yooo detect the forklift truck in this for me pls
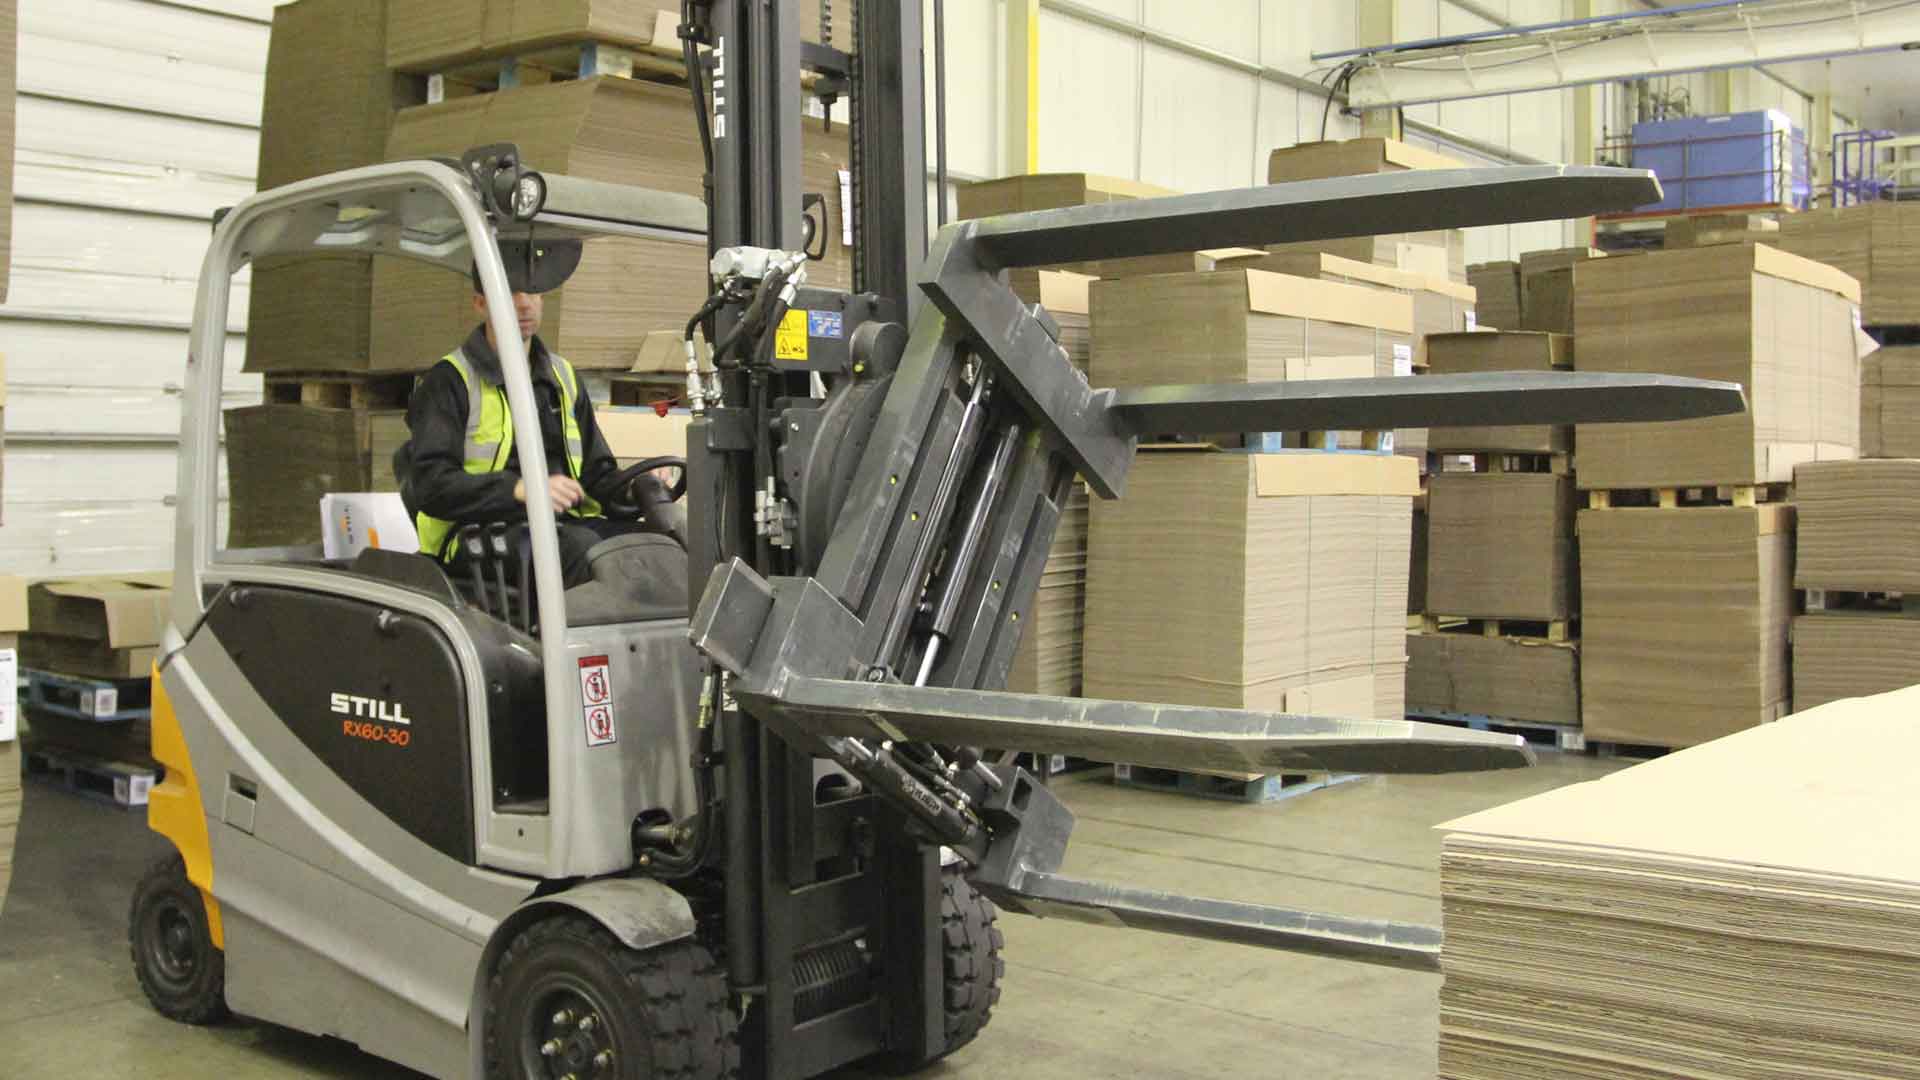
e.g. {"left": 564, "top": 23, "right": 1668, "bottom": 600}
{"left": 127, "top": 7, "right": 1746, "bottom": 1078}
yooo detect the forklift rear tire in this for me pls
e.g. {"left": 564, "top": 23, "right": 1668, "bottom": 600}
{"left": 484, "top": 915, "right": 739, "bottom": 1080}
{"left": 128, "top": 853, "right": 230, "bottom": 1025}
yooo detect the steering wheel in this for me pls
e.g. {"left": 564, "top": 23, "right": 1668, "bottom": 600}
{"left": 601, "top": 456, "right": 688, "bottom": 520}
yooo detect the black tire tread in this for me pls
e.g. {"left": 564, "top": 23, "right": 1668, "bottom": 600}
{"left": 936, "top": 868, "right": 1004, "bottom": 1055}
{"left": 128, "top": 853, "right": 230, "bottom": 1025}
{"left": 483, "top": 914, "right": 738, "bottom": 1080}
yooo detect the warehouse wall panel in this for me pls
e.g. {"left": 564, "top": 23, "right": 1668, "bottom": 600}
{"left": 1035, "top": 8, "right": 1140, "bottom": 177}
{"left": 1138, "top": 43, "right": 1256, "bottom": 193}
{"left": 1, "top": 0, "right": 268, "bottom": 574}
{"left": 1143, "top": 0, "right": 1260, "bottom": 64}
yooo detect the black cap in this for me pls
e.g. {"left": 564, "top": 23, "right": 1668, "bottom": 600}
{"left": 471, "top": 237, "right": 583, "bottom": 295}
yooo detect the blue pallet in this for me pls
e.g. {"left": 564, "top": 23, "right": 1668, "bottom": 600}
{"left": 23, "top": 669, "right": 153, "bottom": 723}
{"left": 1630, "top": 111, "right": 1809, "bottom": 212}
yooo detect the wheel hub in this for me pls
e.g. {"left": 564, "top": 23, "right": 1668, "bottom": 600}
{"left": 530, "top": 987, "right": 614, "bottom": 1077}
{"left": 145, "top": 900, "right": 200, "bottom": 989}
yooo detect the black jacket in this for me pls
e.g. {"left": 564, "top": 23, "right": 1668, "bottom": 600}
{"left": 403, "top": 326, "right": 622, "bottom": 525}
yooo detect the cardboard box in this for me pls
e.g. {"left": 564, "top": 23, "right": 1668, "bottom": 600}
{"left": 1426, "top": 473, "right": 1577, "bottom": 620}
{"left": 1777, "top": 201, "right": 1920, "bottom": 326}
{"left": 1467, "top": 261, "right": 1521, "bottom": 330}
{"left": 957, "top": 172, "right": 1177, "bottom": 220}
{"left": 1579, "top": 505, "right": 1793, "bottom": 746}
{"left": 1083, "top": 451, "right": 1416, "bottom": 720}
{"left": 372, "top": 77, "right": 838, "bottom": 370}
{"left": 1405, "top": 631, "right": 1578, "bottom": 727}
{"left": 1792, "top": 614, "right": 1920, "bottom": 714}
{"left": 226, "top": 405, "right": 393, "bottom": 547}
{"left": 1574, "top": 244, "right": 1862, "bottom": 489}
{"left": 1425, "top": 331, "right": 1572, "bottom": 453}
{"left": 1793, "top": 459, "right": 1920, "bottom": 591}
{"left": 1265, "top": 137, "right": 1462, "bottom": 183}
{"left": 1862, "top": 346, "right": 1920, "bottom": 458}
{"left": 21, "top": 574, "right": 172, "bottom": 682}
{"left": 320, "top": 493, "right": 420, "bottom": 559}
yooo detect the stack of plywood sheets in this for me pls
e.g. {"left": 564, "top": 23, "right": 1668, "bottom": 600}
{"left": 1790, "top": 459, "right": 1920, "bottom": 711}
{"left": 1574, "top": 244, "right": 1861, "bottom": 490}
{"left": 1089, "top": 269, "right": 1413, "bottom": 449}
{"left": 1777, "top": 201, "right": 1920, "bottom": 326}
{"left": 1437, "top": 686, "right": 1920, "bottom": 1080}
{"left": 1006, "top": 486, "right": 1089, "bottom": 697}
{"left": 1862, "top": 345, "right": 1920, "bottom": 457}
{"left": 1579, "top": 505, "right": 1793, "bottom": 746}
{"left": 1084, "top": 451, "right": 1416, "bottom": 722}
{"left": 1466, "top": 262, "right": 1520, "bottom": 330}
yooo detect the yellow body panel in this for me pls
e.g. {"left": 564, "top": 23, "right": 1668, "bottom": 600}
{"left": 146, "top": 665, "right": 225, "bottom": 949}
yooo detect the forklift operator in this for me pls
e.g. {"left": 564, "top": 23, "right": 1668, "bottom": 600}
{"left": 400, "top": 238, "right": 668, "bottom": 587}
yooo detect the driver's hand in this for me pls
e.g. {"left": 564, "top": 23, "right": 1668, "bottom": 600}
{"left": 514, "top": 475, "right": 585, "bottom": 513}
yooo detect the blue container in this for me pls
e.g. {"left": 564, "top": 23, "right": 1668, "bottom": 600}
{"left": 1629, "top": 111, "right": 1810, "bottom": 213}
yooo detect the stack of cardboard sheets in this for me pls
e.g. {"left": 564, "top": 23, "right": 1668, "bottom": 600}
{"left": 1862, "top": 345, "right": 1920, "bottom": 457}
{"left": 1264, "top": 138, "right": 1467, "bottom": 283}
{"left": 1425, "top": 332, "right": 1571, "bottom": 455}
{"left": 1437, "top": 686, "right": 1920, "bottom": 1080}
{"left": 1089, "top": 269, "right": 1413, "bottom": 449}
{"left": 1023, "top": 271, "right": 1092, "bottom": 374}
{"left": 227, "top": 405, "right": 396, "bottom": 548}
{"left": 1516, "top": 247, "right": 1604, "bottom": 336}
{"left": 1789, "top": 459, "right": 1920, "bottom": 711}
{"left": 1425, "top": 473, "right": 1576, "bottom": 620}
{"left": 1574, "top": 244, "right": 1861, "bottom": 489}
{"left": 1405, "top": 633, "right": 1577, "bottom": 728}
{"left": 1006, "top": 486, "right": 1089, "bottom": 697}
{"left": 1578, "top": 506, "right": 1793, "bottom": 746}
{"left": 1084, "top": 451, "right": 1416, "bottom": 722}
{"left": 1663, "top": 212, "right": 1779, "bottom": 249}
{"left": 1466, "top": 262, "right": 1520, "bottom": 330}
{"left": 1778, "top": 201, "right": 1920, "bottom": 326}
{"left": 21, "top": 576, "right": 171, "bottom": 682}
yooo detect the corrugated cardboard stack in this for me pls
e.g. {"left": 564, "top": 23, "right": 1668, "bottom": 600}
{"left": 1516, "top": 247, "right": 1605, "bottom": 335}
{"left": 954, "top": 173, "right": 1181, "bottom": 307}
{"left": 1089, "top": 268, "right": 1413, "bottom": 450}
{"left": 1466, "top": 262, "right": 1521, "bottom": 330}
{"left": 1437, "top": 688, "right": 1920, "bottom": 1080}
{"left": 18, "top": 576, "right": 171, "bottom": 771}
{"left": 1663, "top": 211, "right": 1779, "bottom": 249}
{"left": 1790, "top": 459, "right": 1920, "bottom": 713}
{"left": 1006, "top": 485, "right": 1089, "bottom": 697}
{"left": 235, "top": 0, "right": 419, "bottom": 547}
{"left": 1777, "top": 201, "right": 1920, "bottom": 326}
{"left": 1862, "top": 346, "right": 1920, "bottom": 456}
{"left": 1407, "top": 331, "right": 1580, "bottom": 730}
{"left": 0, "top": 577, "right": 24, "bottom": 910}
{"left": 1084, "top": 452, "right": 1417, "bottom": 722}
{"left": 1264, "top": 138, "right": 1468, "bottom": 283}
{"left": 1574, "top": 244, "right": 1860, "bottom": 747}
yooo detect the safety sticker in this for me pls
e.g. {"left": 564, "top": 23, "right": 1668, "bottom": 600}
{"left": 775, "top": 308, "right": 810, "bottom": 362}
{"left": 808, "top": 309, "right": 844, "bottom": 338}
{"left": 1392, "top": 342, "right": 1414, "bottom": 378}
{"left": 579, "top": 655, "right": 617, "bottom": 747}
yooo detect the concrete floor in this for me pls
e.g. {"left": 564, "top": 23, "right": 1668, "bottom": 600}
{"left": 0, "top": 752, "right": 1626, "bottom": 1079}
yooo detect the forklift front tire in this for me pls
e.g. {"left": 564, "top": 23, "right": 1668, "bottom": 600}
{"left": 129, "top": 853, "right": 230, "bottom": 1025}
{"left": 484, "top": 914, "right": 738, "bottom": 1080}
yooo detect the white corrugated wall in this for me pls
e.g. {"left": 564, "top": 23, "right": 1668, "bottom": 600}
{"left": 0, "top": 0, "right": 276, "bottom": 575}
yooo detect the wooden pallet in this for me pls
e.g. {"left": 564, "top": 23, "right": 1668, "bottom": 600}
{"left": 264, "top": 372, "right": 415, "bottom": 411}
{"left": 1421, "top": 615, "right": 1574, "bottom": 643}
{"left": 1408, "top": 710, "right": 1586, "bottom": 752}
{"left": 1111, "top": 764, "right": 1364, "bottom": 804}
{"left": 1440, "top": 451, "right": 1571, "bottom": 476}
{"left": 1802, "top": 588, "right": 1920, "bottom": 617}
{"left": 23, "top": 747, "right": 157, "bottom": 809}
{"left": 1584, "top": 483, "right": 1790, "bottom": 510}
{"left": 22, "top": 670, "right": 152, "bottom": 724}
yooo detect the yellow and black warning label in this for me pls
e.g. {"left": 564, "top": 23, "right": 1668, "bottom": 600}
{"left": 774, "top": 308, "right": 809, "bottom": 362}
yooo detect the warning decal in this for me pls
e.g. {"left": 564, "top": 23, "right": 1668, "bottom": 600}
{"left": 774, "top": 308, "right": 809, "bottom": 362}
{"left": 579, "top": 655, "right": 617, "bottom": 747}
